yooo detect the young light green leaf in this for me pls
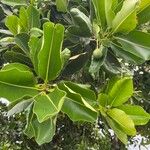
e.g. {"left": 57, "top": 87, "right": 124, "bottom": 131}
{"left": 107, "top": 77, "right": 133, "bottom": 107}
{"left": 0, "top": 64, "right": 38, "bottom": 102}
{"left": 5, "top": 15, "right": 20, "bottom": 35}
{"left": 107, "top": 108, "right": 136, "bottom": 135}
{"left": 118, "top": 105, "right": 150, "bottom": 125}
{"left": 105, "top": 0, "right": 115, "bottom": 27}
{"left": 112, "top": 0, "right": 139, "bottom": 33}
{"left": 38, "top": 22, "right": 64, "bottom": 82}
{"left": 56, "top": 0, "right": 68, "bottom": 13}
{"left": 98, "top": 93, "right": 109, "bottom": 107}
{"left": 92, "top": 0, "right": 106, "bottom": 28}
{"left": 138, "top": 0, "right": 150, "bottom": 13}
{"left": 106, "top": 117, "right": 128, "bottom": 144}
{"left": 33, "top": 87, "right": 66, "bottom": 123}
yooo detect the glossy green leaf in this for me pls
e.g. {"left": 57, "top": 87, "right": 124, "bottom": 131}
{"left": 107, "top": 108, "right": 136, "bottom": 135}
{"left": 56, "top": 0, "right": 68, "bottom": 12}
{"left": 33, "top": 87, "right": 66, "bottom": 123}
{"left": 5, "top": 15, "right": 20, "bottom": 35}
{"left": 118, "top": 105, "right": 150, "bottom": 125}
{"left": 38, "top": 22, "right": 64, "bottom": 82}
{"left": 105, "top": 0, "right": 115, "bottom": 27}
{"left": 92, "top": 0, "right": 106, "bottom": 28}
{"left": 0, "top": 63, "right": 38, "bottom": 102}
{"left": 111, "top": 42, "right": 145, "bottom": 64}
{"left": 27, "top": 5, "right": 41, "bottom": 29}
{"left": 107, "top": 77, "right": 133, "bottom": 106}
{"left": 1, "top": 0, "right": 27, "bottom": 6}
{"left": 115, "top": 31, "right": 150, "bottom": 62}
{"left": 14, "top": 33, "right": 30, "bottom": 54}
{"left": 58, "top": 82, "right": 98, "bottom": 122}
{"left": 106, "top": 117, "right": 128, "bottom": 144}
{"left": 63, "top": 81, "right": 97, "bottom": 107}
{"left": 112, "top": 0, "right": 139, "bottom": 33}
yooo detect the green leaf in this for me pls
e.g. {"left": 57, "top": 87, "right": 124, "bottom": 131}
{"left": 63, "top": 81, "right": 97, "bottom": 107}
{"left": 38, "top": 22, "right": 64, "bottom": 82}
{"left": 5, "top": 15, "right": 20, "bottom": 35}
{"left": 7, "top": 99, "right": 33, "bottom": 116}
{"left": 105, "top": 0, "right": 115, "bottom": 27}
{"left": 111, "top": 42, "right": 145, "bottom": 64}
{"left": 112, "top": 0, "right": 139, "bottom": 33}
{"left": 27, "top": 5, "right": 41, "bottom": 29}
{"left": 62, "top": 52, "right": 89, "bottom": 76}
{"left": 56, "top": 0, "right": 68, "bottom": 13}
{"left": 4, "top": 51, "right": 32, "bottom": 67}
{"left": 137, "top": 5, "right": 150, "bottom": 24}
{"left": 69, "top": 8, "right": 92, "bottom": 37}
{"left": 0, "top": 63, "right": 38, "bottom": 102}
{"left": 29, "top": 36, "right": 42, "bottom": 73}
{"left": 107, "top": 77, "right": 133, "bottom": 106}
{"left": 25, "top": 109, "right": 56, "bottom": 145}
{"left": 92, "top": 0, "right": 106, "bottom": 28}
{"left": 14, "top": 33, "right": 30, "bottom": 54}
{"left": 33, "top": 87, "right": 66, "bottom": 123}
{"left": 58, "top": 82, "right": 98, "bottom": 122}
{"left": 32, "top": 116, "right": 56, "bottom": 145}
{"left": 1, "top": 0, "right": 27, "bottom": 6}
{"left": 138, "top": 0, "right": 150, "bottom": 13}
{"left": 107, "top": 108, "right": 136, "bottom": 135}
{"left": 19, "top": 7, "right": 28, "bottom": 32}
{"left": 115, "top": 31, "right": 150, "bottom": 62}
{"left": 98, "top": 93, "right": 109, "bottom": 107}
{"left": 106, "top": 117, "right": 128, "bottom": 144}
{"left": 118, "top": 105, "right": 150, "bottom": 125}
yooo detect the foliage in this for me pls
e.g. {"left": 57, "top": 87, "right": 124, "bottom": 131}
{"left": 0, "top": 0, "right": 150, "bottom": 147}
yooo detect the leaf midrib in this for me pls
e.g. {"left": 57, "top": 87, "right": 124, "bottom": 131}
{"left": 45, "top": 26, "right": 55, "bottom": 83}
{"left": 0, "top": 80, "right": 38, "bottom": 90}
